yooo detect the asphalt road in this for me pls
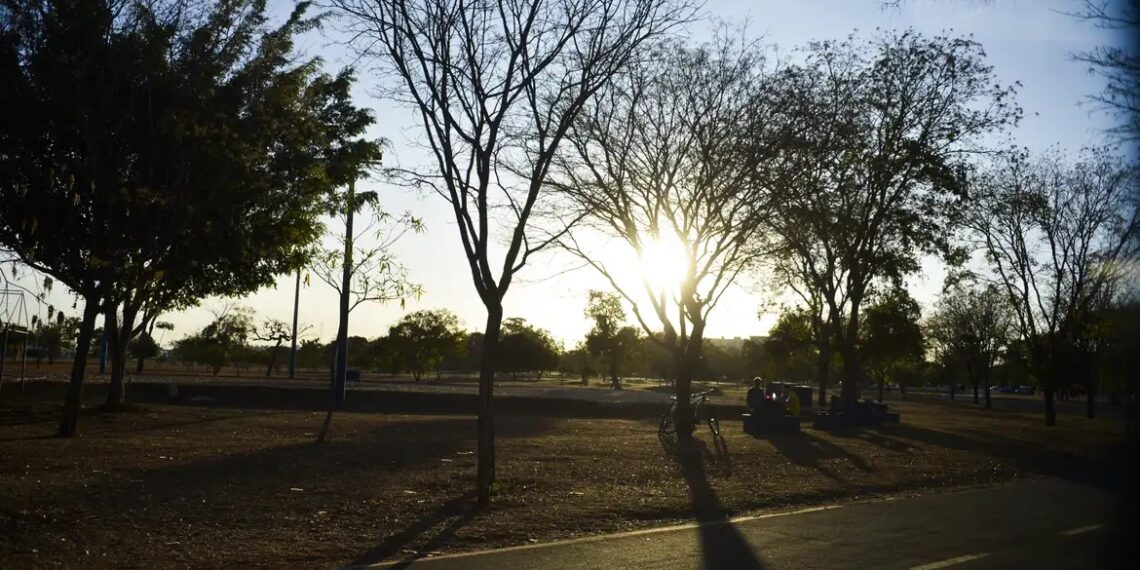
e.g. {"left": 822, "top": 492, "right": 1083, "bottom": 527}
{"left": 354, "top": 478, "right": 1130, "bottom": 570}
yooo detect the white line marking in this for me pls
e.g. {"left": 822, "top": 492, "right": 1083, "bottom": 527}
{"left": 1062, "top": 523, "right": 1104, "bottom": 536}
{"left": 350, "top": 504, "right": 844, "bottom": 569}
{"left": 910, "top": 553, "right": 990, "bottom": 570}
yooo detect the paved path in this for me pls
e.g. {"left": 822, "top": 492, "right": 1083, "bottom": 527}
{"left": 353, "top": 478, "right": 1128, "bottom": 570}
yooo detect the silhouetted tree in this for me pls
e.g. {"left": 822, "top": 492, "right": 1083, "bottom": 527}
{"left": 0, "top": 0, "right": 373, "bottom": 433}
{"left": 551, "top": 35, "right": 781, "bottom": 439}
{"left": 499, "top": 318, "right": 562, "bottom": 381}
{"left": 386, "top": 310, "right": 465, "bottom": 382}
{"left": 329, "top": 0, "right": 694, "bottom": 504}
{"left": 966, "top": 147, "right": 1138, "bottom": 425}
{"left": 764, "top": 31, "right": 1020, "bottom": 409}
{"left": 1070, "top": 0, "right": 1140, "bottom": 142}
{"left": 584, "top": 291, "right": 640, "bottom": 389}
{"left": 861, "top": 287, "right": 925, "bottom": 403}
{"left": 763, "top": 309, "right": 818, "bottom": 386}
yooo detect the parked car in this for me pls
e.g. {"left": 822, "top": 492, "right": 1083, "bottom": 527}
{"left": 1016, "top": 385, "right": 1034, "bottom": 395}
{"left": 989, "top": 385, "right": 1003, "bottom": 394}
{"left": 1000, "top": 386, "right": 1017, "bottom": 394}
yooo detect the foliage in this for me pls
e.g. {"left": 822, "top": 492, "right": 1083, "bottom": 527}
{"left": 763, "top": 309, "right": 818, "bottom": 383}
{"left": 861, "top": 287, "right": 925, "bottom": 399}
{"left": 0, "top": 0, "right": 381, "bottom": 429}
{"left": 329, "top": 0, "right": 695, "bottom": 502}
{"left": 764, "top": 30, "right": 1021, "bottom": 404}
{"left": 385, "top": 310, "right": 465, "bottom": 382}
{"left": 551, "top": 33, "right": 780, "bottom": 436}
{"left": 499, "top": 318, "right": 562, "bottom": 380}
{"left": 175, "top": 307, "right": 255, "bottom": 376}
{"left": 127, "top": 332, "right": 159, "bottom": 372}
{"left": 966, "top": 147, "right": 1138, "bottom": 423}
{"left": 583, "top": 291, "right": 641, "bottom": 388}
{"left": 29, "top": 311, "right": 76, "bottom": 365}
{"left": 1069, "top": 0, "right": 1140, "bottom": 142}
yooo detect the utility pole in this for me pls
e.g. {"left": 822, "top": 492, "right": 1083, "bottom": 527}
{"left": 289, "top": 268, "right": 301, "bottom": 379}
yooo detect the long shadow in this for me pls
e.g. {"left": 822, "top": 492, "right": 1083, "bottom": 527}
{"left": 882, "top": 422, "right": 1127, "bottom": 492}
{"left": 348, "top": 492, "right": 478, "bottom": 568}
{"left": 765, "top": 432, "right": 875, "bottom": 482}
{"left": 663, "top": 435, "right": 767, "bottom": 570}
{"left": 826, "top": 428, "right": 921, "bottom": 453}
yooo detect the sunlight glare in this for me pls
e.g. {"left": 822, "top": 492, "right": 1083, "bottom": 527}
{"left": 639, "top": 234, "right": 688, "bottom": 293}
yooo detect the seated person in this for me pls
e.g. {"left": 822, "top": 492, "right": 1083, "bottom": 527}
{"left": 787, "top": 388, "right": 801, "bottom": 416}
{"left": 746, "top": 377, "right": 765, "bottom": 414}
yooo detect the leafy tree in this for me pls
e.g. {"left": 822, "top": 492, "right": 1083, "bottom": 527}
{"left": 764, "top": 30, "right": 1020, "bottom": 409}
{"left": 861, "top": 287, "right": 925, "bottom": 403}
{"left": 30, "top": 311, "right": 76, "bottom": 366}
{"left": 499, "top": 318, "right": 562, "bottom": 381}
{"left": 178, "top": 307, "right": 255, "bottom": 376}
{"left": 584, "top": 291, "right": 640, "bottom": 389}
{"left": 926, "top": 283, "right": 1013, "bottom": 408}
{"left": 128, "top": 332, "right": 159, "bottom": 374}
{"left": 386, "top": 310, "right": 465, "bottom": 382}
{"left": 763, "top": 309, "right": 818, "bottom": 387}
{"left": 551, "top": 36, "right": 781, "bottom": 438}
{"left": 966, "top": 148, "right": 1138, "bottom": 425}
{"left": 0, "top": 0, "right": 375, "bottom": 434}
{"left": 329, "top": 0, "right": 694, "bottom": 505}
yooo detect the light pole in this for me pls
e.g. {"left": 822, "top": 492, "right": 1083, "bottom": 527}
{"left": 288, "top": 268, "right": 301, "bottom": 379}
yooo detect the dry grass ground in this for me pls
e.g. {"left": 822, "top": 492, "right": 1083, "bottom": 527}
{"left": 0, "top": 395, "right": 1126, "bottom": 569}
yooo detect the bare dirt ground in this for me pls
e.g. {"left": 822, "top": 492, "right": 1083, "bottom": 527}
{"left": 0, "top": 395, "right": 1126, "bottom": 569}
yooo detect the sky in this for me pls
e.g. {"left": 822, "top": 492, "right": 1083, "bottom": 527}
{"left": 3, "top": 0, "right": 1129, "bottom": 347}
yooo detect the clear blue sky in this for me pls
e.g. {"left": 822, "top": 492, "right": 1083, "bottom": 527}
{"left": 9, "top": 0, "right": 1128, "bottom": 346}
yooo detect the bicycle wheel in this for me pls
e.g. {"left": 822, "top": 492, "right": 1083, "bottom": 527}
{"left": 659, "top": 411, "right": 676, "bottom": 436}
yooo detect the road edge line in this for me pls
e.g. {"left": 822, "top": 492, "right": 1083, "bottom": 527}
{"left": 348, "top": 504, "right": 844, "bottom": 569}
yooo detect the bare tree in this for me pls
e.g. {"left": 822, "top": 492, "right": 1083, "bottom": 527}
{"left": 1070, "top": 0, "right": 1140, "bottom": 143}
{"left": 548, "top": 36, "right": 780, "bottom": 439}
{"left": 966, "top": 147, "right": 1139, "bottom": 425}
{"left": 254, "top": 318, "right": 314, "bottom": 377}
{"left": 329, "top": 0, "right": 695, "bottom": 505}
{"left": 762, "top": 31, "right": 1020, "bottom": 409}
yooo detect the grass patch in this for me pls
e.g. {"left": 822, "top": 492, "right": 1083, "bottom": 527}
{"left": 0, "top": 396, "right": 1125, "bottom": 569}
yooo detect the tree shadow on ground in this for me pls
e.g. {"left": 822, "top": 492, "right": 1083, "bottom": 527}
{"left": 348, "top": 492, "right": 478, "bottom": 568}
{"left": 764, "top": 432, "right": 875, "bottom": 482}
{"left": 660, "top": 434, "right": 766, "bottom": 569}
{"left": 880, "top": 423, "right": 1126, "bottom": 491}
{"left": 825, "top": 428, "right": 921, "bottom": 453}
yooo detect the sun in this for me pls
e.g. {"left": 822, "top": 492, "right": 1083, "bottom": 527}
{"left": 639, "top": 234, "right": 688, "bottom": 292}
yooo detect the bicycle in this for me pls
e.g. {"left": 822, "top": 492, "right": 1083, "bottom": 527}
{"left": 658, "top": 389, "right": 720, "bottom": 438}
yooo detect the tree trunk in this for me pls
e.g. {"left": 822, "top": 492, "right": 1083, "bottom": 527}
{"left": 59, "top": 297, "right": 100, "bottom": 437}
{"left": 610, "top": 356, "right": 621, "bottom": 390}
{"left": 839, "top": 339, "right": 860, "bottom": 410}
{"left": 949, "top": 382, "right": 956, "bottom": 401}
{"left": 877, "top": 372, "right": 884, "bottom": 403}
{"left": 984, "top": 386, "right": 991, "bottom": 409}
{"left": 816, "top": 337, "right": 831, "bottom": 408}
{"left": 900, "top": 384, "right": 907, "bottom": 401}
{"left": 136, "top": 356, "right": 144, "bottom": 374}
{"left": 334, "top": 183, "right": 355, "bottom": 409}
{"left": 1044, "top": 387, "right": 1056, "bottom": 426}
{"left": 973, "top": 382, "right": 979, "bottom": 405}
{"left": 673, "top": 346, "right": 697, "bottom": 440}
{"left": 1087, "top": 383, "right": 1096, "bottom": 419}
{"left": 477, "top": 305, "right": 503, "bottom": 508}
{"left": 106, "top": 303, "right": 139, "bottom": 408}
